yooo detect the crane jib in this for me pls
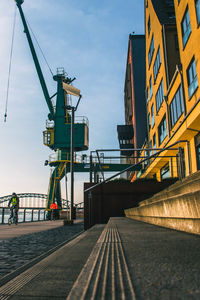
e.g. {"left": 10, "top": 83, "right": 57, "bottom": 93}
{"left": 15, "top": 0, "right": 55, "bottom": 120}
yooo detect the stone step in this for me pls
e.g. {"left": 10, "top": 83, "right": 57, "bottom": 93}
{"left": 125, "top": 190, "right": 200, "bottom": 235}
{"left": 141, "top": 170, "right": 200, "bottom": 206}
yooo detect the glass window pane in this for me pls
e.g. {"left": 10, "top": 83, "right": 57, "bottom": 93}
{"left": 187, "top": 58, "right": 199, "bottom": 98}
{"left": 182, "top": 8, "right": 191, "bottom": 47}
{"left": 196, "top": 0, "right": 200, "bottom": 24}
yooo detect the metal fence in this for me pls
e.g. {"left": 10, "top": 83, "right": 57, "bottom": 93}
{"left": 0, "top": 207, "right": 46, "bottom": 225}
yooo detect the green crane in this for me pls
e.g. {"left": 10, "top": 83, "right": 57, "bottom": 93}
{"left": 15, "top": 0, "right": 89, "bottom": 214}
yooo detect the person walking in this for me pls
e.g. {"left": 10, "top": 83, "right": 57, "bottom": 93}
{"left": 50, "top": 202, "right": 59, "bottom": 220}
{"left": 8, "top": 192, "right": 20, "bottom": 224}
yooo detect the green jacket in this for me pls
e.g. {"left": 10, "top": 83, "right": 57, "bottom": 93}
{"left": 8, "top": 195, "right": 19, "bottom": 209}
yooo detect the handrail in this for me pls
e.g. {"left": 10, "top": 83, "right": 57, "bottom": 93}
{"left": 85, "top": 140, "right": 189, "bottom": 193}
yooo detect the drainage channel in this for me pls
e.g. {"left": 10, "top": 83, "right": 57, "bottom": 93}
{"left": 0, "top": 230, "right": 84, "bottom": 299}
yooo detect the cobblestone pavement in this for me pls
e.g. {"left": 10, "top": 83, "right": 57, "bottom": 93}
{"left": 0, "top": 222, "right": 84, "bottom": 279}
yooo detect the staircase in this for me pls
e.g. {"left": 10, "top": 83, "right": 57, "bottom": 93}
{"left": 125, "top": 171, "right": 200, "bottom": 235}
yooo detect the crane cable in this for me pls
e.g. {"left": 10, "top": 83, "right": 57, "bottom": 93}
{"left": 4, "top": 6, "right": 17, "bottom": 122}
{"left": 4, "top": 10, "right": 53, "bottom": 123}
{"left": 27, "top": 20, "right": 54, "bottom": 77}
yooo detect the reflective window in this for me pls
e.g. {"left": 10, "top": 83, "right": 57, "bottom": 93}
{"left": 158, "top": 115, "right": 167, "bottom": 145}
{"left": 150, "top": 76, "right": 153, "bottom": 98}
{"left": 149, "top": 140, "right": 153, "bottom": 156}
{"left": 156, "top": 79, "right": 164, "bottom": 112}
{"left": 161, "top": 163, "right": 170, "bottom": 179}
{"left": 151, "top": 104, "right": 155, "bottom": 128}
{"left": 148, "top": 35, "right": 154, "bottom": 66}
{"left": 196, "top": 0, "right": 200, "bottom": 25}
{"left": 153, "top": 47, "right": 161, "bottom": 81}
{"left": 147, "top": 87, "right": 149, "bottom": 103}
{"left": 148, "top": 113, "right": 151, "bottom": 131}
{"left": 187, "top": 57, "right": 198, "bottom": 98}
{"left": 153, "top": 134, "right": 156, "bottom": 153}
{"left": 181, "top": 7, "right": 191, "bottom": 47}
{"left": 170, "top": 85, "right": 184, "bottom": 128}
{"left": 148, "top": 17, "right": 151, "bottom": 35}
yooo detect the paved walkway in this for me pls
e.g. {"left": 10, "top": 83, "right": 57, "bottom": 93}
{"left": 0, "top": 220, "right": 67, "bottom": 240}
{"left": 0, "top": 220, "right": 84, "bottom": 280}
{"left": 0, "top": 218, "right": 199, "bottom": 299}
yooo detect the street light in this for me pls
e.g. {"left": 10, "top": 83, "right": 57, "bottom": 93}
{"left": 65, "top": 93, "right": 82, "bottom": 221}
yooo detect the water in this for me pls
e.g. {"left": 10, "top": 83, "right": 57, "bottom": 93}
{"left": 0, "top": 208, "right": 46, "bottom": 224}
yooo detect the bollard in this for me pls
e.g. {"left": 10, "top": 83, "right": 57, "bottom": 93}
{"left": 38, "top": 209, "right": 40, "bottom": 221}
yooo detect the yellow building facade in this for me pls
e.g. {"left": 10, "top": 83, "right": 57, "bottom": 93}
{"left": 138, "top": 0, "right": 200, "bottom": 181}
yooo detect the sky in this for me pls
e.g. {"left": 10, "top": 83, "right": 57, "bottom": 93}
{"left": 0, "top": 0, "right": 144, "bottom": 203}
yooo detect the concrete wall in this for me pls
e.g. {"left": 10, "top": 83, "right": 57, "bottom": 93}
{"left": 84, "top": 179, "right": 177, "bottom": 230}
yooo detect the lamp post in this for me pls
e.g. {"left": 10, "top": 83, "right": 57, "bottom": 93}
{"left": 70, "top": 106, "right": 75, "bottom": 220}
{"left": 66, "top": 95, "right": 81, "bottom": 221}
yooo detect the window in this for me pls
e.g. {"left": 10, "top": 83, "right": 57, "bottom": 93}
{"left": 156, "top": 79, "right": 164, "bottom": 112}
{"left": 148, "top": 35, "right": 154, "bottom": 66}
{"left": 196, "top": 0, "right": 200, "bottom": 25}
{"left": 146, "top": 87, "right": 150, "bottom": 103}
{"left": 160, "top": 163, "right": 170, "bottom": 180}
{"left": 195, "top": 133, "right": 200, "bottom": 170}
{"left": 149, "top": 140, "right": 153, "bottom": 156}
{"left": 187, "top": 57, "right": 198, "bottom": 98}
{"left": 158, "top": 115, "right": 167, "bottom": 145}
{"left": 150, "top": 77, "right": 153, "bottom": 98}
{"left": 151, "top": 104, "right": 155, "bottom": 128}
{"left": 148, "top": 113, "right": 151, "bottom": 131}
{"left": 153, "top": 47, "right": 161, "bottom": 81}
{"left": 170, "top": 85, "right": 184, "bottom": 128}
{"left": 153, "top": 134, "right": 156, "bottom": 151}
{"left": 148, "top": 17, "right": 151, "bottom": 35}
{"left": 181, "top": 7, "right": 191, "bottom": 47}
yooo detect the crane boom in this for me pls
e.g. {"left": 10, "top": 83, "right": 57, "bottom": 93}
{"left": 15, "top": 0, "right": 55, "bottom": 120}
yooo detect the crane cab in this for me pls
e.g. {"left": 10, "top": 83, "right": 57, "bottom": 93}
{"left": 43, "top": 117, "right": 89, "bottom": 151}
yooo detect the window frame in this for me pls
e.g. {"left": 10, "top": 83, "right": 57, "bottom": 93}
{"left": 148, "top": 35, "right": 155, "bottom": 67}
{"left": 170, "top": 85, "right": 184, "bottom": 128}
{"left": 150, "top": 76, "right": 153, "bottom": 99}
{"left": 158, "top": 115, "right": 167, "bottom": 145}
{"left": 187, "top": 57, "right": 198, "bottom": 99}
{"left": 155, "top": 79, "right": 164, "bottom": 113}
{"left": 151, "top": 103, "right": 155, "bottom": 128}
{"left": 196, "top": 0, "right": 200, "bottom": 26}
{"left": 146, "top": 87, "right": 150, "bottom": 104}
{"left": 181, "top": 6, "right": 191, "bottom": 48}
{"left": 148, "top": 113, "right": 151, "bottom": 131}
{"left": 148, "top": 16, "right": 151, "bottom": 35}
{"left": 153, "top": 47, "right": 161, "bottom": 81}
{"left": 160, "top": 163, "right": 170, "bottom": 180}
{"left": 153, "top": 133, "right": 156, "bottom": 153}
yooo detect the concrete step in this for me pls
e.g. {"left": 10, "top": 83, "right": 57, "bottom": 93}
{"left": 126, "top": 190, "right": 200, "bottom": 235}
{"left": 141, "top": 170, "right": 200, "bottom": 206}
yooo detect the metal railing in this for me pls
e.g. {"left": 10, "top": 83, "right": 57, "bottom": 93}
{"left": 0, "top": 207, "right": 47, "bottom": 225}
{"left": 85, "top": 140, "right": 189, "bottom": 193}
